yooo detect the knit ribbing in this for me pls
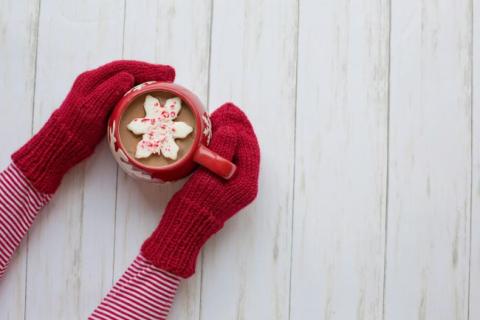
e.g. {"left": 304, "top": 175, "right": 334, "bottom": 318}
{"left": 12, "top": 114, "right": 93, "bottom": 194}
{"left": 142, "top": 197, "right": 222, "bottom": 277}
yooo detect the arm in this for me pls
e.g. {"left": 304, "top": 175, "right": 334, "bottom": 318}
{"left": 90, "top": 104, "right": 260, "bottom": 319}
{"left": 0, "top": 163, "right": 181, "bottom": 319}
{"left": 0, "top": 163, "right": 51, "bottom": 278}
{"left": 89, "top": 254, "right": 179, "bottom": 320}
{"left": 0, "top": 60, "right": 175, "bottom": 281}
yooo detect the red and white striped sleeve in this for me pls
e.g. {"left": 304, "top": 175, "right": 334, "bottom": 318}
{"left": 0, "top": 162, "right": 180, "bottom": 319}
{"left": 89, "top": 254, "right": 180, "bottom": 320}
{"left": 0, "top": 163, "right": 52, "bottom": 279}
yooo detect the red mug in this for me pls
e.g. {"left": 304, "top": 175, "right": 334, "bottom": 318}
{"left": 108, "top": 81, "right": 236, "bottom": 183}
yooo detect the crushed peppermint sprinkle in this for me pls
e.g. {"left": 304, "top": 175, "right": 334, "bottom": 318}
{"left": 127, "top": 95, "right": 193, "bottom": 160}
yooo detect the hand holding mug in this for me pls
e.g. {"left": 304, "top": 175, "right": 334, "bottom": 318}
{"left": 141, "top": 103, "right": 260, "bottom": 278}
{"left": 12, "top": 60, "right": 175, "bottom": 193}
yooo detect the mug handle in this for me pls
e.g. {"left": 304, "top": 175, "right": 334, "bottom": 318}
{"left": 193, "top": 145, "right": 237, "bottom": 179}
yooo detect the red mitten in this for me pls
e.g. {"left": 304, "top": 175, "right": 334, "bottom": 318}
{"left": 141, "top": 103, "right": 260, "bottom": 278}
{"left": 12, "top": 60, "right": 175, "bottom": 194}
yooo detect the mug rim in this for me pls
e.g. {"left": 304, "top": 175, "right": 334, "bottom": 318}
{"left": 112, "top": 82, "right": 204, "bottom": 174}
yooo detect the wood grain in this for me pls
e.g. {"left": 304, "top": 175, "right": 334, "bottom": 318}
{"left": 0, "top": 0, "right": 39, "bottom": 319}
{"left": 117, "top": 1, "right": 212, "bottom": 319}
{"left": 24, "top": 0, "right": 124, "bottom": 318}
{"left": 385, "top": 0, "right": 472, "bottom": 319}
{"left": 290, "top": 1, "right": 390, "bottom": 319}
{"left": 201, "top": 1, "right": 297, "bottom": 319}
{"left": 470, "top": 0, "right": 479, "bottom": 318}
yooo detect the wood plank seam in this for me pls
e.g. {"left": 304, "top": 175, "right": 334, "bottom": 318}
{"left": 24, "top": 0, "right": 42, "bottom": 318}
{"left": 382, "top": 0, "right": 393, "bottom": 319}
{"left": 287, "top": 0, "right": 301, "bottom": 319}
{"left": 199, "top": 1, "right": 215, "bottom": 319}
{"left": 467, "top": 1, "right": 475, "bottom": 319}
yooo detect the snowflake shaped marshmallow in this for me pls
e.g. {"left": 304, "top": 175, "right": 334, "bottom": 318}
{"left": 127, "top": 95, "right": 193, "bottom": 160}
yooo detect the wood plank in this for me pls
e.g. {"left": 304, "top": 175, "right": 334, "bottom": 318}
{"left": 385, "top": 0, "right": 472, "bottom": 319}
{"left": 201, "top": 1, "right": 297, "bottom": 319}
{"left": 116, "top": 1, "right": 212, "bottom": 319}
{"left": 0, "top": 0, "right": 40, "bottom": 318}
{"left": 24, "top": 0, "right": 124, "bottom": 318}
{"left": 470, "top": 0, "right": 479, "bottom": 318}
{"left": 290, "top": 0, "right": 389, "bottom": 319}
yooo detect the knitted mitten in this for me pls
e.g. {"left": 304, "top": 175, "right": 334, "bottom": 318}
{"left": 141, "top": 103, "right": 260, "bottom": 278}
{"left": 12, "top": 60, "right": 175, "bottom": 194}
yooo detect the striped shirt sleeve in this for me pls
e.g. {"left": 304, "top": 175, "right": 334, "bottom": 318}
{"left": 89, "top": 254, "right": 180, "bottom": 320}
{"left": 0, "top": 162, "right": 52, "bottom": 279}
{"left": 0, "top": 162, "right": 180, "bottom": 319}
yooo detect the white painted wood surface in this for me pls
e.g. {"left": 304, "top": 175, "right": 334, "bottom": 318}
{"left": 385, "top": 1, "right": 472, "bottom": 319}
{"left": 291, "top": 1, "right": 389, "bottom": 319}
{"left": 0, "top": 0, "right": 477, "bottom": 319}
{"left": 471, "top": 0, "right": 479, "bottom": 319}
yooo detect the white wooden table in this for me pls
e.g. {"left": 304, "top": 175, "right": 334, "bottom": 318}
{"left": 0, "top": 0, "right": 478, "bottom": 319}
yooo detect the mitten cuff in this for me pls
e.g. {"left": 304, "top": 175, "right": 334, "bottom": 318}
{"left": 12, "top": 113, "right": 92, "bottom": 194}
{"left": 141, "top": 197, "right": 223, "bottom": 278}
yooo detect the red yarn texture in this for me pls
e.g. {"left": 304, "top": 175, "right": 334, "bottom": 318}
{"left": 141, "top": 104, "right": 260, "bottom": 278}
{"left": 12, "top": 60, "right": 175, "bottom": 194}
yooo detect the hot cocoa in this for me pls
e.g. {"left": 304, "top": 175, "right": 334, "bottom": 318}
{"left": 119, "top": 92, "right": 196, "bottom": 167}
